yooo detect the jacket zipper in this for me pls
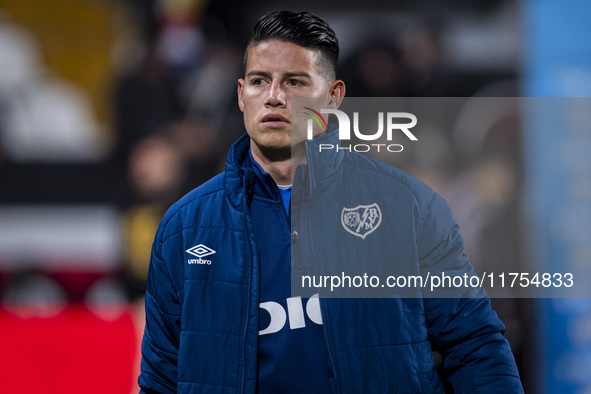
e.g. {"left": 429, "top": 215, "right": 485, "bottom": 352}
{"left": 300, "top": 194, "right": 340, "bottom": 393}
{"left": 301, "top": 153, "right": 340, "bottom": 392}
{"left": 291, "top": 230, "right": 302, "bottom": 272}
{"left": 292, "top": 158, "right": 339, "bottom": 391}
{"left": 320, "top": 297, "right": 340, "bottom": 393}
{"left": 239, "top": 170, "right": 258, "bottom": 394}
{"left": 290, "top": 174, "right": 303, "bottom": 274}
{"left": 308, "top": 203, "right": 340, "bottom": 393}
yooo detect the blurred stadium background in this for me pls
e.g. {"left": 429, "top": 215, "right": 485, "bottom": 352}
{"left": 0, "top": 0, "right": 589, "bottom": 392}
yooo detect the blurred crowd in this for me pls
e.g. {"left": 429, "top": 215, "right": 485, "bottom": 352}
{"left": 0, "top": 0, "right": 528, "bottom": 385}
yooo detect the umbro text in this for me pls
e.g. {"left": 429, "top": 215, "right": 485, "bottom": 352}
{"left": 188, "top": 258, "right": 212, "bottom": 265}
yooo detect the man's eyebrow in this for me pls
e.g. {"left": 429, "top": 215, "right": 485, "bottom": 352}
{"left": 284, "top": 72, "right": 312, "bottom": 79}
{"left": 246, "top": 70, "right": 271, "bottom": 78}
{"left": 246, "top": 70, "right": 312, "bottom": 79}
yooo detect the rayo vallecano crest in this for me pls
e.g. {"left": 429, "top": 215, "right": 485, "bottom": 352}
{"left": 341, "top": 203, "right": 382, "bottom": 239}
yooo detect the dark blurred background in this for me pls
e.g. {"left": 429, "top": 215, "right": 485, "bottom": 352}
{"left": 0, "top": 0, "right": 589, "bottom": 392}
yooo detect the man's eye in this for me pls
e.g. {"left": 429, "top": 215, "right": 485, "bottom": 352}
{"left": 251, "top": 78, "right": 263, "bottom": 85}
{"left": 288, "top": 79, "right": 301, "bottom": 86}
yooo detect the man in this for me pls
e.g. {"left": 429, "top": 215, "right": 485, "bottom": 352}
{"left": 139, "top": 10, "right": 524, "bottom": 393}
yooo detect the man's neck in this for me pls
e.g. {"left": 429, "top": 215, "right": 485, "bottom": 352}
{"left": 249, "top": 141, "right": 306, "bottom": 186}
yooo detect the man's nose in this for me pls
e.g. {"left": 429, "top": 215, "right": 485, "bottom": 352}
{"left": 265, "top": 81, "right": 286, "bottom": 107}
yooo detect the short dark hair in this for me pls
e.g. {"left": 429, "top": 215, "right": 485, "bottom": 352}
{"left": 244, "top": 10, "right": 339, "bottom": 80}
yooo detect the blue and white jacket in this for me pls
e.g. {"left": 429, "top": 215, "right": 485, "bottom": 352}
{"left": 139, "top": 131, "right": 524, "bottom": 393}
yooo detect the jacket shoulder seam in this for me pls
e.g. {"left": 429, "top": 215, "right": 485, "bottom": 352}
{"left": 341, "top": 156, "right": 431, "bottom": 209}
{"left": 158, "top": 173, "right": 226, "bottom": 236}
{"left": 160, "top": 225, "right": 245, "bottom": 247}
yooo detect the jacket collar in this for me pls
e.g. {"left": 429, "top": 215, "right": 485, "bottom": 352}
{"left": 224, "top": 128, "right": 345, "bottom": 209}
{"left": 303, "top": 127, "right": 345, "bottom": 195}
{"left": 224, "top": 133, "right": 252, "bottom": 212}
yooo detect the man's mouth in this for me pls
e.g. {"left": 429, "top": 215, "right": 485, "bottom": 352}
{"left": 262, "top": 114, "right": 290, "bottom": 128}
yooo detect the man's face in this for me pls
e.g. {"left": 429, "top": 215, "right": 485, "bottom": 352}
{"left": 237, "top": 39, "right": 340, "bottom": 159}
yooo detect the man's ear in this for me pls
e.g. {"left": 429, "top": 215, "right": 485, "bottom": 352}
{"left": 237, "top": 78, "right": 245, "bottom": 112}
{"left": 328, "top": 80, "right": 346, "bottom": 109}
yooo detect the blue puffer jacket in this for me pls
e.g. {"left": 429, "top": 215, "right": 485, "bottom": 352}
{"left": 139, "top": 131, "right": 523, "bottom": 393}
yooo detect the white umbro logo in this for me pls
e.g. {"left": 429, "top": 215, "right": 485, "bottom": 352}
{"left": 186, "top": 244, "right": 216, "bottom": 258}
{"left": 186, "top": 244, "right": 216, "bottom": 265}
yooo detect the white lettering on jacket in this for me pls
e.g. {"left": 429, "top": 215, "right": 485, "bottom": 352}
{"left": 259, "top": 294, "right": 322, "bottom": 336}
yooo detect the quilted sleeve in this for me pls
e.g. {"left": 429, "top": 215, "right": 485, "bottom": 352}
{"left": 138, "top": 235, "right": 181, "bottom": 393}
{"left": 419, "top": 193, "right": 524, "bottom": 393}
